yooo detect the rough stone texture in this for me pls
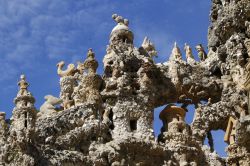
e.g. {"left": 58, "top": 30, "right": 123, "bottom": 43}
{"left": 1, "top": 1, "right": 250, "bottom": 165}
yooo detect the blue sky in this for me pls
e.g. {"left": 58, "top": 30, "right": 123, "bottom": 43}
{"left": 0, "top": 0, "right": 227, "bottom": 156}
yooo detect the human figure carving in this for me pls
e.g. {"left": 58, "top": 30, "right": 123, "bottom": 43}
{"left": 195, "top": 44, "right": 207, "bottom": 61}
{"left": 57, "top": 61, "right": 77, "bottom": 109}
{"left": 184, "top": 43, "right": 196, "bottom": 64}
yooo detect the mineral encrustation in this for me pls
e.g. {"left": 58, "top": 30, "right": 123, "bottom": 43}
{"left": 1, "top": 0, "right": 250, "bottom": 165}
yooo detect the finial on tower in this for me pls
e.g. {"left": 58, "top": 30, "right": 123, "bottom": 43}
{"left": 17, "top": 74, "right": 29, "bottom": 96}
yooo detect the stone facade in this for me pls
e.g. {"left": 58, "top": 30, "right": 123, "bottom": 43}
{"left": 0, "top": 1, "right": 250, "bottom": 165}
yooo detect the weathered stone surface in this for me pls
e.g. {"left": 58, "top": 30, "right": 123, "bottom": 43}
{"left": 1, "top": 1, "right": 250, "bottom": 165}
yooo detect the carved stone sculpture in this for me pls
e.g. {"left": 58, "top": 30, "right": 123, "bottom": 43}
{"left": 184, "top": 43, "right": 196, "bottom": 64}
{"left": 38, "top": 95, "right": 62, "bottom": 118}
{"left": 109, "top": 14, "right": 134, "bottom": 53}
{"left": 196, "top": 44, "right": 207, "bottom": 61}
{"left": 72, "top": 49, "right": 102, "bottom": 107}
{"left": 57, "top": 61, "right": 76, "bottom": 77}
{"left": 170, "top": 42, "right": 182, "bottom": 61}
{"left": 141, "top": 36, "right": 157, "bottom": 58}
{"left": 59, "top": 76, "right": 76, "bottom": 109}
{"left": 224, "top": 116, "right": 237, "bottom": 145}
{"left": 57, "top": 61, "right": 77, "bottom": 109}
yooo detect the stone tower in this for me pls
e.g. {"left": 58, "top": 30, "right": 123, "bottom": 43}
{"left": 9, "top": 75, "right": 36, "bottom": 149}
{"left": 102, "top": 14, "right": 175, "bottom": 140}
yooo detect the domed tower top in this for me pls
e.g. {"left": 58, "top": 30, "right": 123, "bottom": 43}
{"left": 109, "top": 14, "right": 134, "bottom": 46}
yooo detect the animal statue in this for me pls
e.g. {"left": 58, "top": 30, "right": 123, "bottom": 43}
{"left": 57, "top": 61, "right": 76, "bottom": 77}
{"left": 38, "top": 95, "right": 63, "bottom": 118}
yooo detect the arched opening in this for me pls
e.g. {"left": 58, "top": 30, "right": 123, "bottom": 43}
{"left": 153, "top": 105, "right": 166, "bottom": 137}
{"left": 204, "top": 130, "right": 227, "bottom": 157}
{"left": 185, "top": 104, "right": 196, "bottom": 124}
